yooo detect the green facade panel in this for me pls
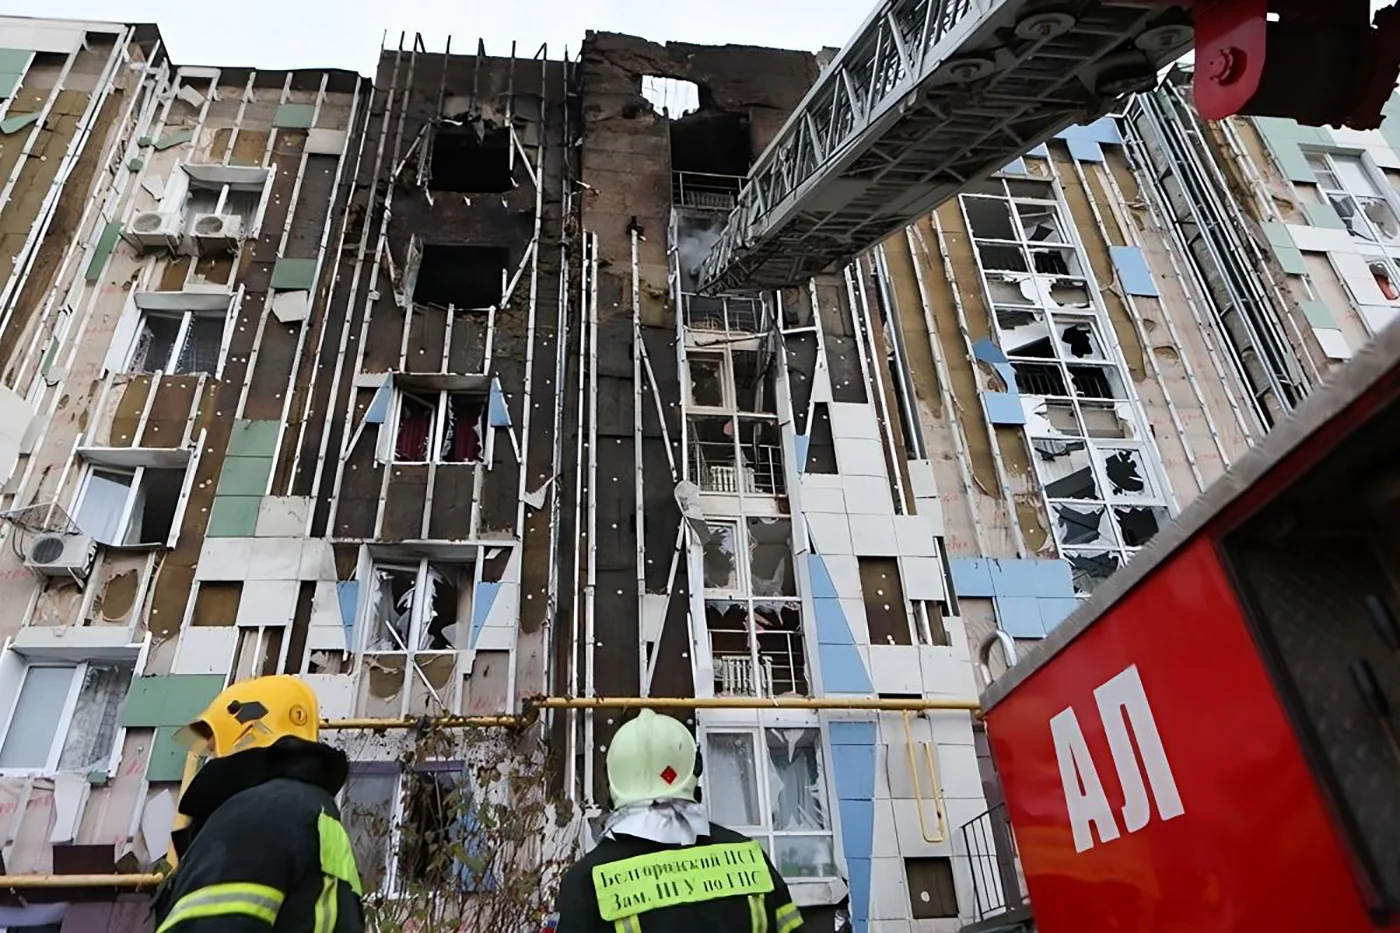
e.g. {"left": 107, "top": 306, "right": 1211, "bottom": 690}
{"left": 1302, "top": 201, "right": 1347, "bottom": 230}
{"left": 1252, "top": 116, "right": 1320, "bottom": 184}
{"left": 227, "top": 419, "right": 280, "bottom": 458}
{"left": 120, "top": 674, "right": 226, "bottom": 728}
{"left": 273, "top": 103, "right": 316, "bottom": 129}
{"left": 1299, "top": 299, "right": 1339, "bottom": 329}
{"left": 215, "top": 455, "right": 274, "bottom": 496}
{"left": 85, "top": 222, "right": 123, "bottom": 282}
{"left": 147, "top": 728, "right": 190, "bottom": 783}
{"left": 208, "top": 495, "right": 262, "bottom": 537}
{"left": 153, "top": 129, "right": 193, "bottom": 151}
{"left": 0, "top": 112, "right": 39, "bottom": 134}
{"left": 270, "top": 258, "right": 318, "bottom": 291}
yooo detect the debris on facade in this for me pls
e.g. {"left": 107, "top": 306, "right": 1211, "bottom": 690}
{"left": 0, "top": 14, "right": 1393, "bottom": 932}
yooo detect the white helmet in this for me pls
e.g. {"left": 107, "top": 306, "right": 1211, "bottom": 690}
{"left": 606, "top": 709, "right": 698, "bottom": 808}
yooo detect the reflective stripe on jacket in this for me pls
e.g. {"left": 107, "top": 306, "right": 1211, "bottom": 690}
{"left": 153, "top": 739, "right": 365, "bottom": 933}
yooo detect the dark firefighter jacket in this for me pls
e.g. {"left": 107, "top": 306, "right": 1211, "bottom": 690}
{"left": 555, "top": 823, "right": 803, "bottom": 933}
{"left": 151, "top": 737, "right": 366, "bottom": 933}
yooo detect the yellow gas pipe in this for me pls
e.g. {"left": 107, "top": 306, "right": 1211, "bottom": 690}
{"left": 0, "top": 694, "right": 980, "bottom": 888}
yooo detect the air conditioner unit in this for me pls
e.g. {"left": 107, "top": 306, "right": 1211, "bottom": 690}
{"left": 125, "top": 211, "right": 182, "bottom": 250}
{"left": 189, "top": 212, "right": 243, "bottom": 255}
{"left": 25, "top": 533, "right": 96, "bottom": 579}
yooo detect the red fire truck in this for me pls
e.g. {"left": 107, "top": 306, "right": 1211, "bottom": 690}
{"left": 976, "top": 321, "right": 1400, "bottom": 930}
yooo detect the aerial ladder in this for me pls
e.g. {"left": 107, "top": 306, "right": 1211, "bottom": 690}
{"left": 692, "top": 1, "right": 1400, "bottom": 932}
{"left": 698, "top": 0, "right": 1400, "bottom": 294}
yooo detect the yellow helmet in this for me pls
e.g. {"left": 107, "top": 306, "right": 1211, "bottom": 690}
{"left": 178, "top": 675, "right": 320, "bottom": 759}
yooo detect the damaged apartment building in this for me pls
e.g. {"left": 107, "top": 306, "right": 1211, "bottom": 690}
{"left": 0, "top": 11, "right": 1393, "bottom": 933}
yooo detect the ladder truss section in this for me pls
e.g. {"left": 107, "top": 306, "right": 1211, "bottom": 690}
{"left": 699, "top": 0, "right": 1194, "bottom": 293}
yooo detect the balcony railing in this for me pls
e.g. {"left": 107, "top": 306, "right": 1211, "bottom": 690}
{"left": 672, "top": 171, "right": 743, "bottom": 212}
{"left": 960, "top": 803, "right": 1029, "bottom": 924}
{"left": 688, "top": 442, "right": 786, "bottom": 496}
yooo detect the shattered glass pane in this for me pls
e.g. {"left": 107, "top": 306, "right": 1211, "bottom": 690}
{"left": 1114, "top": 506, "right": 1169, "bottom": 548}
{"left": 1016, "top": 203, "right": 1066, "bottom": 243}
{"left": 1081, "top": 401, "right": 1136, "bottom": 439}
{"left": 1334, "top": 154, "right": 1382, "bottom": 197}
{"left": 1031, "top": 247, "right": 1076, "bottom": 276}
{"left": 1054, "top": 316, "right": 1105, "bottom": 360}
{"left": 702, "top": 524, "right": 740, "bottom": 591}
{"left": 131, "top": 314, "right": 181, "bottom": 373}
{"left": 754, "top": 602, "right": 807, "bottom": 696}
{"left": 1012, "top": 362, "right": 1068, "bottom": 396}
{"left": 978, "top": 244, "right": 1028, "bottom": 273}
{"left": 707, "top": 733, "right": 762, "bottom": 827}
{"left": 964, "top": 197, "right": 1017, "bottom": 240}
{"left": 986, "top": 275, "right": 1032, "bottom": 305}
{"left": 747, "top": 518, "right": 796, "bottom": 597}
{"left": 1023, "top": 398, "right": 1081, "bottom": 438}
{"left": 1361, "top": 197, "right": 1400, "bottom": 243}
{"left": 996, "top": 308, "right": 1053, "bottom": 358}
{"left": 1068, "top": 364, "right": 1126, "bottom": 400}
{"left": 176, "top": 316, "right": 224, "bottom": 375}
{"left": 772, "top": 836, "right": 838, "bottom": 880}
{"left": 1052, "top": 503, "right": 1114, "bottom": 547}
{"left": 1064, "top": 550, "right": 1122, "bottom": 595}
{"left": 369, "top": 565, "right": 417, "bottom": 651}
{"left": 1097, "top": 447, "right": 1152, "bottom": 499}
{"left": 1048, "top": 280, "right": 1091, "bottom": 308}
{"left": 1032, "top": 439, "right": 1097, "bottom": 500}
{"left": 764, "top": 729, "right": 829, "bottom": 832}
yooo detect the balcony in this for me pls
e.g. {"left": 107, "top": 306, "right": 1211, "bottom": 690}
{"left": 672, "top": 171, "right": 742, "bottom": 213}
{"left": 959, "top": 803, "right": 1034, "bottom": 932}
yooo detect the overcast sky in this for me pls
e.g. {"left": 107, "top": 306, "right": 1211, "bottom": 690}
{"left": 3, "top": 0, "right": 869, "bottom": 74}
{"left": 6, "top": 2, "right": 1395, "bottom": 77}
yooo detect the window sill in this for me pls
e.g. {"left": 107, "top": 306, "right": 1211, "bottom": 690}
{"left": 788, "top": 878, "right": 848, "bottom": 908}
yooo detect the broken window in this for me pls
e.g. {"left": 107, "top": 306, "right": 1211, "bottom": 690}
{"left": 1047, "top": 280, "right": 1092, "bottom": 308}
{"left": 704, "top": 729, "right": 838, "bottom": 881}
{"left": 1011, "top": 362, "right": 1068, "bottom": 397}
{"left": 127, "top": 309, "right": 225, "bottom": 375}
{"left": 689, "top": 416, "right": 739, "bottom": 493}
{"left": 1080, "top": 401, "right": 1136, "bottom": 439}
{"left": 394, "top": 389, "right": 486, "bottom": 464}
{"left": 1054, "top": 316, "right": 1106, "bottom": 361}
{"left": 753, "top": 602, "right": 807, "bottom": 696}
{"left": 747, "top": 518, "right": 796, "bottom": 597}
{"left": 342, "top": 763, "right": 488, "bottom": 896}
{"left": 1052, "top": 503, "right": 1114, "bottom": 548}
{"left": 1063, "top": 550, "right": 1122, "bottom": 595}
{"left": 669, "top": 109, "right": 753, "bottom": 178}
{"left": 1308, "top": 151, "right": 1400, "bottom": 245}
{"left": 364, "top": 559, "right": 471, "bottom": 652}
{"left": 702, "top": 523, "right": 741, "bottom": 592}
{"left": 978, "top": 244, "right": 1029, "bottom": 273}
{"left": 965, "top": 197, "right": 1018, "bottom": 240}
{"left": 688, "top": 416, "right": 785, "bottom": 496}
{"left": 1067, "top": 364, "right": 1126, "bottom": 400}
{"left": 705, "top": 601, "right": 807, "bottom": 698}
{"left": 0, "top": 661, "right": 133, "bottom": 773}
{"left": 430, "top": 121, "right": 512, "bottom": 193}
{"left": 413, "top": 244, "right": 508, "bottom": 310}
{"left": 1114, "top": 506, "right": 1168, "bottom": 547}
{"left": 1024, "top": 399, "right": 1082, "bottom": 438}
{"left": 1016, "top": 202, "right": 1067, "bottom": 244}
{"left": 997, "top": 308, "right": 1054, "bottom": 358}
{"left": 1096, "top": 446, "right": 1154, "bottom": 500}
{"left": 75, "top": 463, "right": 185, "bottom": 547}
{"left": 1371, "top": 260, "right": 1400, "bottom": 302}
{"left": 688, "top": 353, "right": 727, "bottom": 408}
{"left": 1032, "top": 439, "right": 1098, "bottom": 500}
{"left": 1031, "top": 247, "right": 1077, "bottom": 277}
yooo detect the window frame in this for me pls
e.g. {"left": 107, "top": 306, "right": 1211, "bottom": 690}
{"left": 387, "top": 387, "right": 488, "bottom": 465}
{"left": 72, "top": 455, "right": 193, "bottom": 549}
{"left": 341, "top": 761, "right": 481, "bottom": 898}
{"left": 359, "top": 556, "right": 473, "bottom": 655}
{"left": 0, "top": 660, "right": 132, "bottom": 777}
{"left": 698, "top": 518, "right": 805, "bottom": 699}
{"left": 1304, "top": 149, "right": 1400, "bottom": 247}
{"left": 125, "top": 306, "right": 228, "bottom": 375}
{"left": 699, "top": 726, "right": 841, "bottom": 882}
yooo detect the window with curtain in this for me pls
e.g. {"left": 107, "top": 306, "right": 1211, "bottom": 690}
{"left": 0, "top": 661, "right": 134, "bottom": 773}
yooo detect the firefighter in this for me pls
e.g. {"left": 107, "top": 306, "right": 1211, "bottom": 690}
{"left": 151, "top": 675, "right": 366, "bottom": 933}
{"left": 555, "top": 709, "right": 804, "bottom": 933}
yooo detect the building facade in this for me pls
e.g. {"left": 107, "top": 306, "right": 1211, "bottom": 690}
{"left": 0, "top": 14, "right": 1393, "bottom": 933}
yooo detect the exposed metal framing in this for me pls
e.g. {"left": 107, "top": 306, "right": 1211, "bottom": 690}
{"left": 699, "top": 0, "right": 1194, "bottom": 291}
{"left": 936, "top": 207, "right": 1027, "bottom": 558}
{"left": 905, "top": 222, "right": 992, "bottom": 555}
